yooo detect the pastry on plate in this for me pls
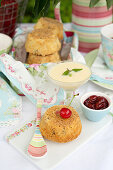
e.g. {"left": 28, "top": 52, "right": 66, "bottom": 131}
{"left": 25, "top": 29, "right": 61, "bottom": 56}
{"left": 27, "top": 52, "right": 61, "bottom": 64}
{"left": 40, "top": 105, "right": 82, "bottom": 143}
{"left": 34, "top": 17, "right": 63, "bottom": 40}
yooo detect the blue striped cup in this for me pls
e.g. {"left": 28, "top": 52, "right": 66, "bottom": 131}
{"left": 101, "top": 24, "right": 113, "bottom": 71}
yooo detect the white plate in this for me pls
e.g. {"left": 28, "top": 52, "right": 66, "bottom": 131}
{"left": 91, "top": 80, "right": 113, "bottom": 91}
{"left": 85, "top": 49, "right": 113, "bottom": 91}
{"left": 6, "top": 97, "right": 112, "bottom": 170}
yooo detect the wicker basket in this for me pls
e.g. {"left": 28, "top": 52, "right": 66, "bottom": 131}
{"left": 0, "top": 0, "right": 28, "bottom": 38}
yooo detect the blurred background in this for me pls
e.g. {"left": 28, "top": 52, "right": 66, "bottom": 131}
{"left": 23, "top": 0, "right": 72, "bottom": 23}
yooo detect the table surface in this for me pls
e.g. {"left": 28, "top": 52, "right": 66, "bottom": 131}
{"left": 1, "top": 81, "right": 113, "bottom": 170}
{"left": 1, "top": 24, "right": 113, "bottom": 170}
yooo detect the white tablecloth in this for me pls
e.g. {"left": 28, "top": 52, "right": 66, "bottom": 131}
{"left": 0, "top": 80, "right": 113, "bottom": 170}
{"left": 1, "top": 23, "right": 113, "bottom": 170}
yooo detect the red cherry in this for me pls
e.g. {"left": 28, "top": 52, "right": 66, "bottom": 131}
{"left": 84, "top": 98, "right": 91, "bottom": 106}
{"left": 97, "top": 96, "right": 108, "bottom": 103}
{"left": 89, "top": 95, "right": 97, "bottom": 104}
{"left": 86, "top": 103, "right": 95, "bottom": 109}
{"left": 95, "top": 102, "right": 107, "bottom": 110}
{"left": 60, "top": 108, "right": 72, "bottom": 118}
{"left": 95, "top": 97, "right": 109, "bottom": 110}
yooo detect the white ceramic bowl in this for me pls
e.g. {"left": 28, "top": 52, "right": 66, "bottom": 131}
{"left": 0, "top": 33, "right": 12, "bottom": 55}
{"left": 80, "top": 92, "right": 112, "bottom": 122}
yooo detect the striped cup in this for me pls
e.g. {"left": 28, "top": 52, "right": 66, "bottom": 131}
{"left": 72, "top": 0, "right": 112, "bottom": 52}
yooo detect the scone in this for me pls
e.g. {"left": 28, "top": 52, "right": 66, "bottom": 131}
{"left": 34, "top": 17, "right": 63, "bottom": 40}
{"left": 40, "top": 105, "right": 82, "bottom": 143}
{"left": 25, "top": 29, "right": 61, "bottom": 56}
{"left": 27, "top": 52, "right": 61, "bottom": 64}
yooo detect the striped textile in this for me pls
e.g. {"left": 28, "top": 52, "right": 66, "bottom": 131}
{"left": 72, "top": 0, "right": 112, "bottom": 52}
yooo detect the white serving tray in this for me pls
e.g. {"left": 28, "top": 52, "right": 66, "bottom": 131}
{"left": 6, "top": 96, "right": 112, "bottom": 170}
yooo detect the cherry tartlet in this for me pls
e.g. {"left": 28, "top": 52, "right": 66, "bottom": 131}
{"left": 84, "top": 95, "right": 109, "bottom": 110}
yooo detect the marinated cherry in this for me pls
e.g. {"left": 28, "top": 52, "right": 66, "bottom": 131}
{"left": 84, "top": 95, "right": 109, "bottom": 110}
{"left": 95, "top": 101, "right": 108, "bottom": 110}
{"left": 60, "top": 108, "right": 72, "bottom": 118}
{"left": 85, "top": 102, "right": 95, "bottom": 109}
{"left": 88, "top": 95, "right": 97, "bottom": 103}
{"left": 95, "top": 96, "right": 109, "bottom": 110}
{"left": 97, "top": 96, "right": 108, "bottom": 104}
{"left": 84, "top": 98, "right": 91, "bottom": 106}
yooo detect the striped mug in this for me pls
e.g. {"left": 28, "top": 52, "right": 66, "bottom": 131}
{"left": 72, "top": 0, "right": 112, "bottom": 52}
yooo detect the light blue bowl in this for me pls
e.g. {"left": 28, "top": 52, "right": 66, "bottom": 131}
{"left": 80, "top": 92, "right": 112, "bottom": 122}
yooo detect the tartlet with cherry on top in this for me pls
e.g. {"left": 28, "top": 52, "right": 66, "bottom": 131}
{"left": 40, "top": 105, "right": 82, "bottom": 143}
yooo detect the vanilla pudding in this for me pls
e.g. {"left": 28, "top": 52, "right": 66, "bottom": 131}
{"left": 48, "top": 62, "right": 91, "bottom": 91}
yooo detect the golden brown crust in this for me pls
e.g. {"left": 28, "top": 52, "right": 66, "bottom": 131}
{"left": 34, "top": 17, "right": 63, "bottom": 40}
{"left": 40, "top": 105, "right": 82, "bottom": 143}
{"left": 27, "top": 52, "right": 61, "bottom": 64}
{"left": 25, "top": 29, "right": 61, "bottom": 56}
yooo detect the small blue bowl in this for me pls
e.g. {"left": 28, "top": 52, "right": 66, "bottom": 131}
{"left": 80, "top": 92, "right": 112, "bottom": 122}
